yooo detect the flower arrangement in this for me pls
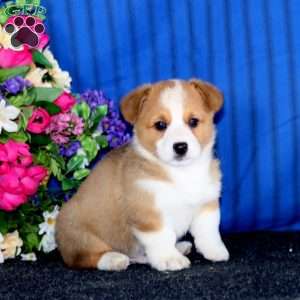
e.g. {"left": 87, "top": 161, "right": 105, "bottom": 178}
{"left": 0, "top": 2, "right": 130, "bottom": 262}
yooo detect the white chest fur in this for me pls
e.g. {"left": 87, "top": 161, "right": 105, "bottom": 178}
{"left": 137, "top": 156, "right": 221, "bottom": 238}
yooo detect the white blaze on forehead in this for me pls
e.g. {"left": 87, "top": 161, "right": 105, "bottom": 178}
{"left": 160, "top": 81, "right": 185, "bottom": 124}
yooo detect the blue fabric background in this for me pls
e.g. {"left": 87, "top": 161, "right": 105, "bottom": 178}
{"left": 43, "top": 0, "right": 300, "bottom": 232}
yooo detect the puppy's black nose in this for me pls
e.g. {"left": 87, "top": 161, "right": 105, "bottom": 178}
{"left": 173, "top": 142, "right": 188, "bottom": 156}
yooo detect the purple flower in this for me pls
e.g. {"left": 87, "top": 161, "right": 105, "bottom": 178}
{"left": 80, "top": 90, "right": 131, "bottom": 149}
{"left": 59, "top": 141, "right": 81, "bottom": 157}
{"left": 80, "top": 90, "right": 113, "bottom": 111}
{"left": 0, "top": 76, "right": 31, "bottom": 95}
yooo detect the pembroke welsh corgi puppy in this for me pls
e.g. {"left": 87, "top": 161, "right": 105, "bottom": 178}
{"left": 56, "top": 79, "right": 229, "bottom": 272}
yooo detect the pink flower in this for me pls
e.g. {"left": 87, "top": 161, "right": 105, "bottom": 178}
{"left": 0, "top": 140, "right": 32, "bottom": 167}
{"left": 39, "top": 34, "right": 50, "bottom": 49}
{"left": 27, "top": 108, "right": 51, "bottom": 134}
{"left": 0, "top": 172, "right": 23, "bottom": 194}
{"left": 20, "top": 176, "right": 40, "bottom": 195}
{"left": 0, "top": 48, "right": 32, "bottom": 68}
{"left": 54, "top": 92, "right": 76, "bottom": 113}
{"left": 46, "top": 112, "right": 84, "bottom": 145}
{"left": 0, "top": 162, "right": 10, "bottom": 175}
{"left": 0, "top": 190, "right": 27, "bottom": 212}
{"left": 0, "top": 140, "right": 48, "bottom": 212}
{"left": 27, "top": 166, "right": 48, "bottom": 182}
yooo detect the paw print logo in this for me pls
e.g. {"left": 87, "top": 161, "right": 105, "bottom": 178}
{"left": 4, "top": 16, "right": 48, "bottom": 49}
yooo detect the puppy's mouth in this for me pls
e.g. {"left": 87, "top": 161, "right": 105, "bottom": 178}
{"left": 170, "top": 155, "right": 193, "bottom": 166}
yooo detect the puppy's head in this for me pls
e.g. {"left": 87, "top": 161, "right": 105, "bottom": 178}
{"left": 121, "top": 79, "right": 223, "bottom": 166}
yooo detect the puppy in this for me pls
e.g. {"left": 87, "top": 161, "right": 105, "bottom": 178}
{"left": 56, "top": 79, "right": 229, "bottom": 271}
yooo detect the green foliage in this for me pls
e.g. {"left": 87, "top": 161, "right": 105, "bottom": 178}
{"left": 28, "top": 87, "right": 63, "bottom": 103}
{"left": 35, "top": 101, "right": 61, "bottom": 115}
{"left": 80, "top": 136, "right": 98, "bottom": 162}
{"left": 66, "top": 155, "right": 86, "bottom": 173}
{"left": 89, "top": 105, "right": 107, "bottom": 131}
{"left": 73, "top": 168, "right": 90, "bottom": 180}
{"left": 7, "top": 89, "right": 34, "bottom": 107}
{"left": 0, "top": 66, "right": 30, "bottom": 83}
{"left": 30, "top": 134, "right": 52, "bottom": 145}
{"left": 73, "top": 102, "right": 91, "bottom": 121}
{"left": 32, "top": 50, "right": 53, "bottom": 69}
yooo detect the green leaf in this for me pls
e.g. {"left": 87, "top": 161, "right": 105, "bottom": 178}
{"left": 90, "top": 105, "right": 107, "bottom": 131}
{"left": 0, "top": 66, "right": 30, "bottom": 83}
{"left": 35, "top": 150, "right": 49, "bottom": 166}
{"left": 73, "top": 102, "right": 90, "bottom": 121}
{"left": 32, "top": 50, "right": 53, "bottom": 69}
{"left": 25, "top": 233, "right": 40, "bottom": 252}
{"left": 81, "top": 136, "right": 98, "bottom": 162}
{"left": 29, "top": 87, "right": 63, "bottom": 102}
{"left": 0, "top": 212, "right": 8, "bottom": 235}
{"left": 35, "top": 101, "right": 61, "bottom": 115}
{"left": 95, "top": 135, "right": 108, "bottom": 149}
{"left": 7, "top": 89, "right": 33, "bottom": 107}
{"left": 19, "top": 106, "right": 33, "bottom": 129}
{"left": 30, "top": 134, "right": 52, "bottom": 145}
{"left": 50, "top": 158, "right": 60, "bottom": 176}
{"left": 66, "top": 155, "right": 85, "bottom": 173}
{"left": 62, "top": 178, "right": 78, "bottom": 191}
{"left": 73, "top": 168, "right": 90, "bottom": 180}
{"left": 8, "top": 130, "right": 29, "bottom": 142}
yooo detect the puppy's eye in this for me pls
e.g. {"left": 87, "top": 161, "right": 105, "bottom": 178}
{"left": 188, "top": 118, "right": 199, "bottom": 128}
{"left": 154, "top": 121, "right": 167, "bottom": 131}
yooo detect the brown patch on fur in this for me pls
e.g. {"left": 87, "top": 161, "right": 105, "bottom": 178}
{"left": 180, "top": 81, "right": 216, "bottom": 146}
{"left": 189, "top": 79, "right": 223, "bottom": 113}
{"left": 199, "top": 200, "right": 219, "bottom": 214}
{"left": 56, "top": 145, "right": 166, "bottom": 269}
{"left": 133, "top": 80, "right": 175, "bottom": 155}
{"left": 121, "top": 84, "right": 152, "bottom": 124}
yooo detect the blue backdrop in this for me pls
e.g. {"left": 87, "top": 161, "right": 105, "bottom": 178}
{"left": 43, "top": 0, "right": 300, "bottom": 232}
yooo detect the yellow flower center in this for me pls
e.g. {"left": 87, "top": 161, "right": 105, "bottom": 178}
{"left": 47, "top": 218, "right": 55, "bottom": 225}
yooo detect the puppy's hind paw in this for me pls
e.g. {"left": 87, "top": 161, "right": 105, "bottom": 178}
{"left": 150, "top": 251, "right": 191, "bottom": 271}
{"left": 97, "top": 252, "right": 130, "bottom": 271}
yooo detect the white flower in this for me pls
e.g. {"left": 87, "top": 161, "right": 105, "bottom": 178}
{"left": 39, "top": 233, "right": 57, "bottom": 253}
{"left": 38, "top": 206, "right": 60, "bottom": 253}
{"left": 21, "top": 252, "right": 37, "bottom": 262}
{"left": 0, "top": 231, "right": 23, "bottom": 260}
{"left": 38, "top": 205, "right": 60, "bottom": 236}
{"left": 0, "top": 100, "right": 20, "bottom": 134}
{"left": 43, "top": 48, "right": 72, "bottom": 90}
{"left": 25, "top": 67, "right": 52, "bottom": 88}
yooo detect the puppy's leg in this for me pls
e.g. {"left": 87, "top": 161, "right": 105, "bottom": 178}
{"left": 61, "top": 231, "right": 129, "bottom": 271}
{"left": 190, "top": 201, "right": 229, "bottom": 262}
{"left": 133, "top": 227, "right": 190, "bottom": 271}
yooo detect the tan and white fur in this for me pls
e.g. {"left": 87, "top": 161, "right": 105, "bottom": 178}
{"left": 56, "top": 79, "right": 229, "bottom": 272}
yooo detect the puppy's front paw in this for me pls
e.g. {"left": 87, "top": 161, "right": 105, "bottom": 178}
{"left": 149, "top": 251, "right": 191, "bottom": 271}
{"left": 198, "top": 243, "right": 230, "bottom": 262}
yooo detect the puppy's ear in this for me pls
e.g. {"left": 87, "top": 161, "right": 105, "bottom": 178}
{"left": 189, "top": 79, "right": 223, "bottom": 113}
{"left": 121, "top": 84, "right": 152, "bottom": 124}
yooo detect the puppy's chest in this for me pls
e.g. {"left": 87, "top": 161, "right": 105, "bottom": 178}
{"left": 137, "top": 163, "right": 220, "bottom": 236}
